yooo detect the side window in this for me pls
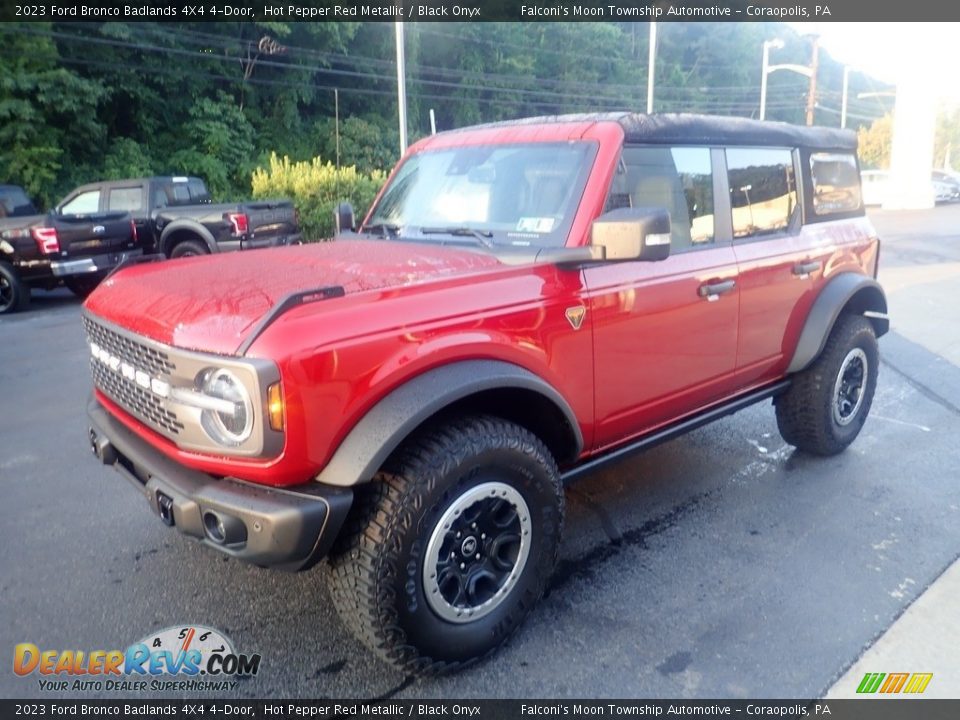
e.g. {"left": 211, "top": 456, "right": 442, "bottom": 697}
{"left": 162, "top": 182, "right": 191, "bottom": 205}
{"left": 726, "top": 148, "right": 798, "bottom": 239}
{"left": 108, "top": 187, "right": 143, "bottom": 212}
{"left": 810, "top": 152, "right": 862, "bottom": 215}
{"left": 188, "top": 179, "right": 210, "bottom": 203}
{"left": 60, "top": 190, "right": 100, "bottom": 216}
{"left": 604, "top": 146, "right": 715, "bottom": 252}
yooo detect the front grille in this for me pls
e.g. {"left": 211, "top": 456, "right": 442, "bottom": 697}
{"left": 90, "top": 361, "right": 184, "bottom": 435}
{"left": 83, "top": 316, "right": 183, "bottom": 436}
{"left": 82, "top": 316, "right": 177, "bottom": 377}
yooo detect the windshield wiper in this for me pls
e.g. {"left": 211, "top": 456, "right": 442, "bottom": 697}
{"left": 361, "top": 223, "right": 402, "bottom": 238}
{"left": 420, "top": 226, "right": 495, "bottom": 248}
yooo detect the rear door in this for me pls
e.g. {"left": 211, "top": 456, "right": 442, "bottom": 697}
{"left": 727, "top": 147, "right": 814, "bottom": 387}
{"left": 585, "top": 145, "right": 741, "bottom": 450}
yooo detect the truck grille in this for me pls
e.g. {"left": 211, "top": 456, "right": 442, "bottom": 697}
{"left": 83, "top": 316, "right": 184, "bottom": 436}
{"left": 82, "top": 317, "right": 177, "bottom": 377}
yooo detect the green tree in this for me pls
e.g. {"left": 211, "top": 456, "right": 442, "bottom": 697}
{"left": 858, "top": 114, "right": 893, "bottom": 169}
{"left": 169, "top": 94, "right": 256, "bottom": 198}
{"left": 0, "top": 22, "right": 105, "bottom": 206}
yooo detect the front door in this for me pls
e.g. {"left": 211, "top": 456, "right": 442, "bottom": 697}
{"left": 585, "top": 145, "right": 740, "bottom": 451}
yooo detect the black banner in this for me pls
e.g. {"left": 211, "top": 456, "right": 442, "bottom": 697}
{"left": 3, "top": 0, "right": 960, "bottom": 23}
{"left": 3, "top": 700, "right": 960, "bottom": 720}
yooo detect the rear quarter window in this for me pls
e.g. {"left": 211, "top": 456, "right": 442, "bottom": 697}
{"left": 810, "top": 153, "right": 862, "bottom": 215}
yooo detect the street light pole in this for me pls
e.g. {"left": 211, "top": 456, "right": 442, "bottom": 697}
{"left": 841, "top": 66, "right": 852, "bottom": 129}
{"left": 647, "top": 22, "right": 657, "bottom": 114}
{"left": 804, "top": 34, "right": 820, "bottom": 126}
{"left": 760, "top": 39, "right": 784, "bottom": 121}
{"left": 395, "top": 20, "right": 408, "bottom": 157}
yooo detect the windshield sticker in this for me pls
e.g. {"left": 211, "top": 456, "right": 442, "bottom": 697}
{"left": 516, "top": 217, "right": 555, "bottom": 233}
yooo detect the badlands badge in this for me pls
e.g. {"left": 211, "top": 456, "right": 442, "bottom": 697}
{"left": 565, "top": 306, "right": 586, "bottom": 330}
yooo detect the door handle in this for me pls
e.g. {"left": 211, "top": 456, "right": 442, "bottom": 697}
{"left": 698, "top": 279, "right": 737, "bottom": 299}
{"left": 792, "top": 260, "right": 822, "bottom": 276}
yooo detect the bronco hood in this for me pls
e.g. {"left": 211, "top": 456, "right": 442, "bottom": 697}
{"left": 84, "top": 239, "right": 502, "bottom": 355}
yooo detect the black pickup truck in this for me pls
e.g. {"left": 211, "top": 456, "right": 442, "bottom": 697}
{"left": 0, "top": 184, "right": 140, "bottom": 314}
{"left": 58, "top": 177, "right": 301, "bottom": 259}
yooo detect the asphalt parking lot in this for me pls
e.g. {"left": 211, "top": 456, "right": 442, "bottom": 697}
{"left": 2, "top": 206, "right": 959, "bottom": 699}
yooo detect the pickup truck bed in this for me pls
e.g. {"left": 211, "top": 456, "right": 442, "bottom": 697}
{"left": 0, "top": 209, "right": 140, "bottom": 313}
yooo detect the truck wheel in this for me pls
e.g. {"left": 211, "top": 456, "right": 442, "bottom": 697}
{"left": 0, "top": 262, "right": 29, "bottom": 314}
{"left": 169, "top": 240, "right": 208, "bottom": 259}
{"left": 776, "top": 314, "right": 878, "bottom": 456}
{"left": 327, "top": 415, "right": 564, "bottom": 673}
{"left": 64, "top": 275, "right": 102, "bottom": 299}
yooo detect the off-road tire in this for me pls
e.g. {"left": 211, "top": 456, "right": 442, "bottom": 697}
{"left": 64, "top": 275, "right": 102, "bottom": 299}
{"left": 0, "top": 262, "right": 29, "bottom": 314}
{"left": 169, "top": 240, "right": 209, "bottom": 259}
{"left": 326, "top": 415, "right": 564, "bottom": 674}
{"left": 776, "top": 314, "right": 878, "bottom": 456}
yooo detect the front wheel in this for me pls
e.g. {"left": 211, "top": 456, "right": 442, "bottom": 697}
{"left": 326, "top": 416, "right": 564, "bottom": 673}
{"left": 776, "top": 314, "right": 879, "bottom": 456}
{"left": 169, "top": 240, "right": 209, "bottom": 259}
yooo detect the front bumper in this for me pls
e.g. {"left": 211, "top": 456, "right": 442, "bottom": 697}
{"left": 51, "top": 249, "right": 144, "bottom": 277}
{"left": 87, "top": 397, "right": 352, "bottom": 571}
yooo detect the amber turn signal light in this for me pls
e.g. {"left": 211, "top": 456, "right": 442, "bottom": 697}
{"left": 267, "top": 382, "right": 284, "bottom": 432}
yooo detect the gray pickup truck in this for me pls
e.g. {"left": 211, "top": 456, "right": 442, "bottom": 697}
{"left": 0, "top": 184, "right": 140, "bottom": 313}
{"left": 58, "top": 176, "right": 301, "bottom": 259}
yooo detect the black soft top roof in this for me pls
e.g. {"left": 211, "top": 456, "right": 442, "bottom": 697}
{"left": 467, "top": 112, "right": 857, "bottom": 152}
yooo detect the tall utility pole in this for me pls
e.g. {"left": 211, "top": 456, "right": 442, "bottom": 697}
{"left": 647, "top": 22, "right": 657, "bottom": 114}
{"left": 805, "top": 35, "right": 820, "bottom": 126}
{"left": 840, "top": 65, "right": 852, "bottom": 129}
{"left": 395, "top": 21, "right": 408, "bottom": 156}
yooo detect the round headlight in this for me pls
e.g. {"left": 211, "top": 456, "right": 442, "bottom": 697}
{"left": 199, "top": 368, "right": 254, "bottom": 446}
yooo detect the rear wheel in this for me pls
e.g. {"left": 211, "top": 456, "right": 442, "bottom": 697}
{"left": 0, "top": 262, "right": 29, "bottom": 314}
{"left": 776, "top": 314, "right": 879, "bottom": 456}
{"left": 64, "top": 275, "right": 102, "bottom": 299}
{"left": 326, "top": 416, "right": 564, "bottom": 673}
{"left": 169, "top": 240, "right": 209, "bottom": 259}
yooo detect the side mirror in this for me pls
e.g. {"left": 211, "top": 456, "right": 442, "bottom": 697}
{"left": 590, "top": 207, "right": 671, "bottom": 262}
{"left": 335, "top": 202, "right": 355, "bottom": 234}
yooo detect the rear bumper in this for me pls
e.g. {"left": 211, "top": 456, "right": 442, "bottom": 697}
{"left": 51, "top": 249, "right": 144, "bottom": 277}
{"left": 244, "top": 233, "right": 303, "bottom": 250}
{"left": 86, "top": 397, "right": 352, "bottom": 571}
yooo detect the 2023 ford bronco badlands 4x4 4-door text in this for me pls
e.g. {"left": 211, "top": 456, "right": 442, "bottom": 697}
{"left": 84, "top": 113, "right": 887, "bottom": 672}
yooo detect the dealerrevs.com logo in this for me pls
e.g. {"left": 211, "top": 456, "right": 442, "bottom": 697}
{"left": 14, "top": 625, "right": 261, "bottom": 692}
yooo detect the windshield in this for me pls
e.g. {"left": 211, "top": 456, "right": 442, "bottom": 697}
{"left": 363, "top": 142, "right": 595, "bottom": 248}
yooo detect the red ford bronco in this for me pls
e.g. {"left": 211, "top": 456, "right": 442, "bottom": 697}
{"left": 84, "top": 113, "right": 887, "bottom": 672}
